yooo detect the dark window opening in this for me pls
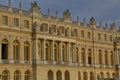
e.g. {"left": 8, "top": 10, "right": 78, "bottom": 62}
{"left": 88, "top": 57, "right": 92, "bottom": 64}
{"left": 2, "top": 44, "right": 8, "bottom": 59}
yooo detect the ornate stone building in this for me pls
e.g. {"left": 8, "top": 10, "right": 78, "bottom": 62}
{"left": 0, "top": 1, "right": 120, "bottom": 80}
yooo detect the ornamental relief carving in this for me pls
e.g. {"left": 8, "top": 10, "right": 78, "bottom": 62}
{"left": 65, "top": 27, "right": 70, "bottom": 36}
{"left": 49, "top": 25, "right": 56, "bottom": 34}
{"left": 57, "top": 26, "right": 64, "bottom": 35}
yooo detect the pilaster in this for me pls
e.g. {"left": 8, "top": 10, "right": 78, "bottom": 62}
{"left": 67, "top": 42, "right": 71, "bottom": 64}
{"left": 20, "top": 39, "right": 24, "bottom": 63}
{"left": 51, "top": 40, "right": 56, "bottom": 64}
{"left": 9, "top": 37, "right": 13, "bottom": 63}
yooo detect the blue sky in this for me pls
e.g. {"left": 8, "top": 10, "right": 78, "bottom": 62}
{"left": 0, "top": 0, "right": 120, "bottom": 27}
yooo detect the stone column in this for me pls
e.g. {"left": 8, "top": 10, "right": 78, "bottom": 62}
{"left": 51, "top": 40, "right": 55, "bottom": 63}
{"left": 20, "top": 39, "right": 24, "bottom": 63}
{"left": 88, "top": 73, "right": 90, "bottom": 80}
{"left": 67, "top": 42, "right": 71, "bottom": 64}
{"left": 102, "top": 50, "right": 105, "bottom": 66}
{"left": 21, "top": 72, "right": 24, "bottom": 80}
{"left": 73, "top": 43, "right": 76, "bottom": 63}
{"left": 29, "top": 41, "right": 32, "bottom": 63}
{"left": 85, "top": 47, "right": 88, "bottom": 65}
{"left": 94, "top": 47, "right": 97, "bottom": 64}
{"left": 78, "top": 47, "right": 82, "bottom": 65}
{"left": 33, "top": 38, "right": 39, "bottom": 64}
{"left": 59, "top": 41, "right": 63, "bottom": 63}
{"left": 9, "top": 37, "right": 13, "bottom": 63}
{"left": 35, "top": 39, "right": 39, "bottom": 63}
{"left": 43, "top": 39, "right": 47, "bottom": 63}
{"left": 107, "top": 50, "right": 110, "bottom": 66}
{"left": 81, "top": 72, "right": 83, "bottom": 80}
{"left": 54, "top": 71, "right": 56, "bottom": 80}
{"left": 62, "top": 71, "right": 65, "bottom": 80}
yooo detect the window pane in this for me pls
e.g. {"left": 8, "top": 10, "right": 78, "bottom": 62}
{"left": 2, "top": 16, "right": 8, "bottom": 25}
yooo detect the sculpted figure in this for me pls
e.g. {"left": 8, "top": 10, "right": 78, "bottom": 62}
{"left": 33, "top": 22, "right": 37, "bottom": 31}
{"left": 111, "top": 22, "right": 116, "bottom": 30}
{"left": 90, "top": 17, "right": 96, "bottom": 25}
{"left": 66, "top": 27, "right": 70, "bottom": 36}
{"left": 63, "top": 9, "right": 71, "bottom": 19}
{"left": 30, "top": 1, "right": 41, "bottom": 13}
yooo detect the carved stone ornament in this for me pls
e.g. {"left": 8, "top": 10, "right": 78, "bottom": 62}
{"left": 49, "top": 27, "right": 54, "bottom": 34}
{"left": 33, "top": 22, "right": 38, "bottom": 31}
{"left": 63, "top": 9, "right": 71, "bottom": 19}
{"left": 30, "top": 1, "right": 41, "bottom": 13}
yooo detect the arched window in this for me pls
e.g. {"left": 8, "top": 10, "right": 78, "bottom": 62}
{"left": 38, "top": 40, "right": 42, "bottom": 61}
{"left": 110, "top": 51, "right": 113, "bottom": 65}
{"left": 2, "top": 70, "right": 9, "bottom": 80}
{"left": 24, "top": 41, "right": 30, "bottom": 60}
{"left": 105, "top": 51, "right": 108, "bottom": 65}
{"left": 13, "top": 40, "right": 20, "bottom": 60}
{"left": 48, "top": 70, "right": 53, "bottom": 80}
{"left": 57, "top": 70, "right": 62, "bottom": 80}
{"left": 46, "top": 42, "right": 49, "bottom": 61}
{"left": 24, "top": 71, "right": 31, "bottom": 80}
{"left": 63, "top": 45, "right": 66, "bottom": 62}
{"left": 87, "top": 31, "right": 91, "bottom": 39}
{"left": 76, "top": 48, "right": 79, "bottom": 63}
{"left": 83, "top": 72, "right": 87, "bottom": 80}
{"left": 98, "top": 33, "right": 101, "bottom": 40}
{"left": 90, "top": 72, "right": 94, "bottom": 80}
{"left": 112, "top": 73, "right": 115, "bottom": 78}
{"left": 100, "top": 72, "right": 104, "bottom": 80}
{"left": 2, "top": 39, "right": 8, "bottom": 60}
{"left": 88, "top": 49, "right": 92, "bottom": 64}
{"left": 65, "top": 71, "right": 70, "bottom": 80}
{"left": 70, "top": 44, "right": 73, "bottom": 62}
{"left": 54, "top": 43, "right": 59, "bottom": 62}
{"left": 81, "top": 30, "right": 84, "bottom": 38}
{"left": 98, "top": 50, "right": 102, "bottom": 64}
{"left": 107, "top": 72, "right": 110, "bottom": 78}
{"left": 14, "top": 70, "right": 21, "bottom": 80}
{"left": 81, "top": 48, "right": 85, "bottom": 64}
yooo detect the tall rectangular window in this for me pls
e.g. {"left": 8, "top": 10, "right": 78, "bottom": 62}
{"left": 24, "top": 20, "right": 29, "bottom": 28}
{"left": 110, "top": 35, "right": 112, "bottom": 42}
{"left": 81, "top": 30, "right": 84, "bottom": 38}
{"left": 2, "top": 16, "right": 8, "bottom": 25}
{"left": 87, "top": 32, "right": 91, "bottom": 39}
{"left": 14, "top": 18, "right": 19, "bottom": 27}
{"left": 104, "top": 34, "right": 107, "bottom": 41}
{"left": 98, "top": 33, "right": 101, "bottom": 40}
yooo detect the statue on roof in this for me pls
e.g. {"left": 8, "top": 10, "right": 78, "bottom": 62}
{"left": 110, "top": 22, "right": 116, "bottom": 30}
{"left": 63, "top": 9, "right": 71, "bottom": 19}
{"left": 90, "top": 17, "right": 96, "bottom": 25}
{"left": 30, "top": 1, "right": 41, "bottom": 13}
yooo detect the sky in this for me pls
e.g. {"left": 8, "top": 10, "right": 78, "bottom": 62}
{"left": 0, "top": 0, "right": 120, "bottom": 28}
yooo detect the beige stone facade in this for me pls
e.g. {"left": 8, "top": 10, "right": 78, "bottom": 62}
{"left": 0, "top": 1, "right": 120, "bottom": 80}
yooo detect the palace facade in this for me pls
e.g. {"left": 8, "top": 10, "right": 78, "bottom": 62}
{"left": 0, "top": 1, "right": 120, "bottom": 80}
